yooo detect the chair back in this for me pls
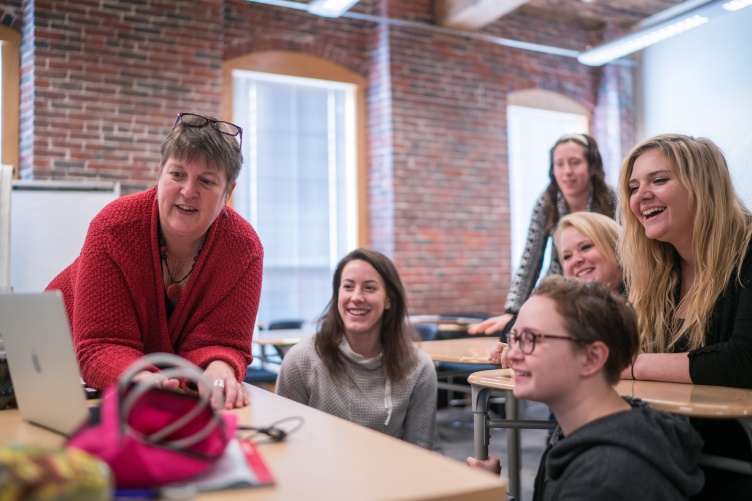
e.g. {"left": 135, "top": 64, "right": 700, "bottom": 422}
{"left": 267, "top": 319, "right": 306, "bottom": 330}
{"left": 414, "top": 323, "right": 439, "bottom": 341}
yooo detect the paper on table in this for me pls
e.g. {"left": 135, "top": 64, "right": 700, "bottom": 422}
{"left": 162, "top": 438, "right": 275, "bottom": 493}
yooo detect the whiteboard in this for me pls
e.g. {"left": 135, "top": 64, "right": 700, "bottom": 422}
{"left": 10, "top": 181, "right": 120, "bottom": 292}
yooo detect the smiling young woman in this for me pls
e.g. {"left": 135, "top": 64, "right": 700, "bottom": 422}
{"left": 469, "top": 276, "right": 704, "bottom": 499}
{"left": 618, "top": 133, "right": 752, "bottom": 500}
{"left": 618, "top": 134, "right": 752, "bottom": 384}
{"left": 469, "top": 133, "right": 615, "bottom": 336}
{"left": 275, "top": 248, "right": 437, "bottom": 449}
{"left": 553, "top": 212, "right": 622, "bottom": 294}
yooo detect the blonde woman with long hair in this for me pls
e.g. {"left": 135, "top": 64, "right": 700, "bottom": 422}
{"left": 619, "top": 133, "right": 752, "bottom": 499}
{"left": 619, "top": 134, "right": 752, "bottom": 385}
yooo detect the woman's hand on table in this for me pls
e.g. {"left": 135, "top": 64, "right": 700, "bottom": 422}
{"left": 467, "top": 313, "right": 513, "bottom": 335}
{"left": 488, "top": 342, "right": 509, "bottom": 367}
{"left": 132, "top": 370, "right": 181, "bottom": 390}
{"left": 203, "top": 360, "right": 250, "bottom": 410}
{"left": 466, "top": 455, "right": 502, "bottom": 475}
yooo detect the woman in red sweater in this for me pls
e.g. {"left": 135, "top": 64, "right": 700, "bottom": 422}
{"left": 47, "top": 113, "right": 263, "bottom": 410}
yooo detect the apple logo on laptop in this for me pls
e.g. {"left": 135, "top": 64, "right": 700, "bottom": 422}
{"left": 32, "top": 352, "right": 42, "bottom": 373}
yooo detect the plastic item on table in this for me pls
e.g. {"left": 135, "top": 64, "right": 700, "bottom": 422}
{"left": 0, "top": 445, "right": 112, "bottom": 501}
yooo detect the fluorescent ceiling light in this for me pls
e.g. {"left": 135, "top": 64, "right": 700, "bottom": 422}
{"left": 578, "top": 14, "right": 708, "bottom": 66}
{"left": 308, "top": 0, "right": 360, "bottom": 17}
{"left": 578, "top": 0, "right": 747, "bottom": 66}
{"left": 723, "top": 0, "right": 752, "bottom": 11}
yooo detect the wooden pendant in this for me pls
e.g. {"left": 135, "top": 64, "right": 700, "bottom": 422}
{"left": 167, "top": 283, "right": 182, "bottom": 302}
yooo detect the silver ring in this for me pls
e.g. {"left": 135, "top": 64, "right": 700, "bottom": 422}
{"left": 213, "top": 379, "right": 225, "bottom": 388}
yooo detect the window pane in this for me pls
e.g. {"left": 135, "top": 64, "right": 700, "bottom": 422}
{"left": 507, "top": 105, "right": 588, "bottom": 278}
{"left": 232, "top": 71, "right": 357, "bottom": 325}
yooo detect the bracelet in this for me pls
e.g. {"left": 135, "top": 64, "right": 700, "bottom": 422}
{"left": 631, "top": 363, "right": 637, "bottom": 380}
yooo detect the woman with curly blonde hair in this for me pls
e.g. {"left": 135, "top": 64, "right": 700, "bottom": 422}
{"left": 618, "top": 133, "right": 752, "bottom": 499}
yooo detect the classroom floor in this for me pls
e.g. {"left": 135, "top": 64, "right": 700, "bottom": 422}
{"left": 434, "top": 400, "right": 550, "bottom": 501}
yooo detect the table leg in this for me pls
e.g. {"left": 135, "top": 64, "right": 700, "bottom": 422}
{"left": 471, "top": 384, "right": 493, "bottom": 460}
{"left": 506, "top": 391, "right": 520, "bottom": 500}
{"left": 472, "top": 384, "right": 521, "bottom": 501}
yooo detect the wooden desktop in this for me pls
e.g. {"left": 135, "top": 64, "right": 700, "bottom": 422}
{"left": 1, "top": 384, "right": 506, "bottom": 501}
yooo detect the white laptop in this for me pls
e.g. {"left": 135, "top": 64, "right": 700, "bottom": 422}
{"left": 0, "top": 291, "right": 92, "bottom": 435}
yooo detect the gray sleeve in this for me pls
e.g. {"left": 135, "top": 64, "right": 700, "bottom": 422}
{"left": 504, "top": 194, "right": 550, "bottom": 314}
{"left": 400, "top": 352, "right": 438, "bottom": 449}
{"left": 275, "top": 342, "right": 310, "bottom": 405}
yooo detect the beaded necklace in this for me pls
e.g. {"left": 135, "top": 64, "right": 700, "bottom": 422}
{"left": 158, "top": 232, "right": 202, "bottom": 303}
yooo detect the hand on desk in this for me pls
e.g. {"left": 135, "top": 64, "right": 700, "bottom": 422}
{"left": 468, "top": 314, "right": 513, "bottom": 335}
{"left": 203, "top": 360, "right": 250, "bottom": 410}
{"left": 488, "top": 342, "right": 509, "bottom": 367}
{"left": 132, "top": 370, "right": 181, "bottom": 390}
{"left": 466, "top": 455, "right": 502, "bottom": 475}
{"left": 132, "top": 361, "right": 249, "bottom": 410}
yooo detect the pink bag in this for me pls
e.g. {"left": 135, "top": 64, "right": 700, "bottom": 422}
{"left": 67, "top": 353, "right": 236, "bottom": 488}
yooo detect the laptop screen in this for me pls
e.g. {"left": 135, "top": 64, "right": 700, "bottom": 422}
{"left": 0, "top": 292, "right": 91, "bottom": 435}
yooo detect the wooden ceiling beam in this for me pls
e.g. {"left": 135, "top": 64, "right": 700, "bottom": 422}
{"left": 434, "top": 0, "right": 529, "bottom": 30}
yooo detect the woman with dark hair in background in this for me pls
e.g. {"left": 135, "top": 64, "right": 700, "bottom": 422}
{"left": 470, "top": 133, "right": 615, "bottom": 336}
{"left": 276, "top": 248, "right": 437, "bottom": 449}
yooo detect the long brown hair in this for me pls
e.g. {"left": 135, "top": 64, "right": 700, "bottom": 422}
{"left": 315, "top": 248, "right": 418, "bottom": 384}
{"left": 617, "top": 134, "right": 752, "bottom": 352}
{"left": 543, "top": 133, "right": 613, "bottom": 233}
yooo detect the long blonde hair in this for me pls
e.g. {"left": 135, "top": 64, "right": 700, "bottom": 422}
{"left": 617, "top": 134, "right": 752, "bottom": 352}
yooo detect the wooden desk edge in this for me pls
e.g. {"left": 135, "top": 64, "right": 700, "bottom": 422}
{"left": 468, "top": 369, "right": 752, "bottom": 419}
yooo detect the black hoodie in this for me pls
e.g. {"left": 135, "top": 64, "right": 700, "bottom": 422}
{"left": 533, "top": 397, "right": 704, "bottom": 501}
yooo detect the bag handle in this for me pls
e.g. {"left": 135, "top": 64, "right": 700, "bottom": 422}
{"left": 117, "top": 353, "right": 225, "bottom": 449}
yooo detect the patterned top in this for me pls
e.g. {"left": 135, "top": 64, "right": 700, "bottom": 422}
{"left": 504, "top": 188, "right": 615, "bottom": 314}
{"left": 276, "top": 336, "right": 437, "bottom": 449}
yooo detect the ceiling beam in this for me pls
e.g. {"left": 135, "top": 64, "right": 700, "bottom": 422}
{"left": 434, "top": 0, "right": 529, "bottom": 30}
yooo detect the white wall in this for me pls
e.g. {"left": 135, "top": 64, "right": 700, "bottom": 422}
{"left": 638, "top": 6, "right": 752, "bottom": 207}
{"left": 10, "top": 182, "right": 119, "bottom": 292}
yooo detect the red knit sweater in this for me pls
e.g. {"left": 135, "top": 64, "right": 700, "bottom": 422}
{"left": 47, "top": 187, "right": 263, "bottom": 390}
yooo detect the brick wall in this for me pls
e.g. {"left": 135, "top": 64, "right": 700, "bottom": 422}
{"left": 10, "top": 0, "right": 633, "bottom": 316}
{"left": 0, "top": 2, "right": 23, "bottom": 31}
{"left": 18, "top": 0, "right": 226, "bottom": 192}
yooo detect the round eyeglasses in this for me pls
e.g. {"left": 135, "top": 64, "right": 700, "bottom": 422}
{"left": 507, "top": 330, "right": 578, "bottom": 355}
{"left": 172, "top": 113, "right": 243, "bottom": 149}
